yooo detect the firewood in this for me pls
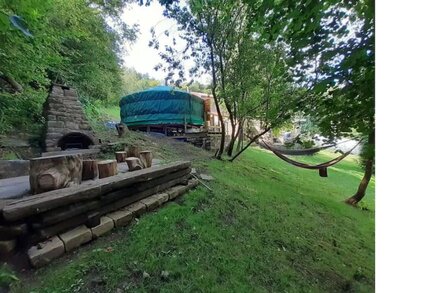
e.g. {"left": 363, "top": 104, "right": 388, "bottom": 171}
{"left": 82, "top": 159, "right": 98, "bottom": 180}
{"left": 126, "top": 157, "right": 143, "bottom": 171}
{"left": 97, "top": 160, "right": 118, "bottom": 179}
{"left": 115, "top": 151, "right": 127, "bottom": 163}
{"left": 139, "top": 151, "right": 153, "bottom": 168}
{"left": 126, "top": 145, "right": 140, "bottom": 158}
{"left": 29, "top": 154, "right": 82, "bottom": 194}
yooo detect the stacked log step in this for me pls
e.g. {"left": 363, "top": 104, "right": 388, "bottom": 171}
{"left": 0, "top": 161, "right": 196, "bottom": 259}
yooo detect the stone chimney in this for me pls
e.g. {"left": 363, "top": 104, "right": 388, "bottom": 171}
{"left": 43, "top": 84, "right": 98, "bottom": 152}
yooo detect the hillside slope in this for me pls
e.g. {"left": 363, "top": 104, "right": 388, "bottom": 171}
{"left": 10, "top": 147, "right": 374, "bottom": 292}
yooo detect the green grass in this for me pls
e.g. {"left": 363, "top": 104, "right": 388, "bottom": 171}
{"left": 12, "top": 148, "right": 374, "bottom": 292}
{"left": 99, "top": 105, "right": 120, "bottom": 121}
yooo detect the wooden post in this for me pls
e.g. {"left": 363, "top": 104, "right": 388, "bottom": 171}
{"left": 82, "top": 159, "right": 98, "bottom": 180}
{"left": 97, "top": 160, "right": 118, "bottom": 179}
{"left": 126, "top": 145, "right": 140, "bottom": 158}
{"left": 125, "top": 157, "right": 143, "bottom": 171}
{"left": 29, "top": 154, "right": 82, "bottom": 194}
{"left": 115, "top": 151, "right": 127, "bottom": 163}
{"left": 139, "top": 151, "right": 153, "bottom": 168}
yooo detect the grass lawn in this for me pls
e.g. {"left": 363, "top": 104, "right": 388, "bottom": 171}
{"left": 10, "top": 147, "right": 374, "bottom": 292}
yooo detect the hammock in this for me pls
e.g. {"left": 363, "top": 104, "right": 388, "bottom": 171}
{"left": 255, "top": 140, "right": 337, "bottom": 156}
{"left": 261, "top": 139, "right": 363, "bottom": 177}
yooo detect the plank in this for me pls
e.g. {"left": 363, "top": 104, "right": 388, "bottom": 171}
{"left": 32, "top": 168, "right": 190, "bottom": 228}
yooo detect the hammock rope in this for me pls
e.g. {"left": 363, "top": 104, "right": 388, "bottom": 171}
{"left": 261, "top": 139, "right": 363, "bottom": 175}
{"left": 256, "top": 139, "right": 353, "bottom": 156}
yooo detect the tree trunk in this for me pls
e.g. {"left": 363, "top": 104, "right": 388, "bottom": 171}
{"left": 29, "top": 155, "right": 82, "bottom": 194}
{"left": 344, "top": 158, "right": 373, "bottom": 205}
{"left": 125, "top": 157, "right": 143, "bottom": 171}
{"left": 115, "top": 151, "right": 127, "bottom": 163}
{"left": 236, "top": 122, "right": 244, "bottom": 152}
{"left": 229, "top": 128, "right": 271, "bottom": 162}
{"left": 208, "top": 40, "right": 225, "bottom": 159}
{"left": 116, "top": 123, "right": 128, "bottom": 137}
{"left": 97, "top": 160, "right": 118, "bottom": 178}
{"left": 82, "top": 159, "right": 98, "bottom": 180}
{"left": 345, "top": 132, "right": 375, "bottom": 205}
{"left": 226, "top": 121, "right": 237, "bottom": 157}
{"left": 127, "top": 145, "right": 140, "bottom": 158}
{"left": 139, "top": 151, "right": 153, "bottom": 168}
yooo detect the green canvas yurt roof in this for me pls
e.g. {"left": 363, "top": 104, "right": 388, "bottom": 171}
{"left": 119, "top": 86, "right": 205, "bottom": 127}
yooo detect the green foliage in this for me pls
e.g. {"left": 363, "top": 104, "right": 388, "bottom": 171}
{"left": 0, "top": 264, "right": 19, "bottom": 289}
{"left": 0, "top": 0, "right": 137, "bottom": 134}
{"left": 16, "top": 148, "right": 374, "bottom": 292}
{"left": 301, "top": 139, "right": 315, "bottom": 149}
{"left": 121, "top": 67, "right": 160, "bottom": 97}
{"left": 245, "top": 0, "right": 374, "bottom": 159}
{"left": 154, "top": 0, "right": 300, "bottom": 158}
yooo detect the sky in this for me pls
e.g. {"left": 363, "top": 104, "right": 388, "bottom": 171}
{"left": 121, "top": 2, "right": 172, "bottom": 82}
{"left": 120, "top": 1, "right": 210, "bottom": 85}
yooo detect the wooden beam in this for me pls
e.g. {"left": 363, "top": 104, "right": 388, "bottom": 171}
{"left": 2, "top": 161, "right": 191, "bottom": 221}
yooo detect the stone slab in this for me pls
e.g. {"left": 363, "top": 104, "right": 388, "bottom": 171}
{"left": 91, "top": 216, "right": 114, "bottom": 239}
{"left": 107, "top": 210, "right": 133, "bottom": 227}
{"left": 59, "top": 225, "right": 92, "bottom": 252}
{"left": 28, "top": 236, "right": 65, "bottom": 268}
{"left": 167, "top": 179, "right": 198, "bottom": 200}
{"left": 140, "top": 195, "right": 161, "bottom": 211}
{"left": 200, "top": 174, "right": 214, "bottom": 181}
{"left": 167, "top": 185, "right": 190, "bottom": 200}
{"left": 123, "top": 201, "right": 146, "bottom": 217}
{"left": 154, "top": 193, "right": 169, "bottom": 205}
{"left": 0, "top": 239, "right": 16, "bottom": 254}
{"left": 187, "top": 178, "right": 199, "bottom": 188}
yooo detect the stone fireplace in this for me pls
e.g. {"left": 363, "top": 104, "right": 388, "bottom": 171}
{"left": 43, "top": 84, "right": 98, "bottom": 152}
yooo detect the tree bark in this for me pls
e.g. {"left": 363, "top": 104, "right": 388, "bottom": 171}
{"left": 344, "top": 158, "right": 373, "bottom": 205}
{"left": 116, "top": 123, "right": 128, "bottom": 137}
{"left": 125, "top": 157, "right": 143, "bottom": 171}
{"left": 345, "top": 132, "right": 375, "bottom": 205}
{"left": 97, "top": 160, "right": 118, "bottom": 178}
{"left": 82, "top": 159, "right": 98, "bottom": 180}
{"left": 139, "top": 151, "right": 153, "bottom": 168}
{"left": 208, "top": 39, "right": 226, "bottom": 159}
{"left": 29, "top": 155, "right": 82, "bottom": 194}
{"left": 236, "top": 122, "right": 244, "bottom": 152}
{"left": 127, "top": 145, "right": 140, "bottom": 158}
{"left": 115, "top": 151, "right": 127, "bottom": 163}
{"left": 226, "top": 121, "right": 237, "bottom": 157}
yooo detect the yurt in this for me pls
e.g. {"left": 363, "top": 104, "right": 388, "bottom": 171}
{"left": 119, "top": 86, "right": 205, "bottom": 134}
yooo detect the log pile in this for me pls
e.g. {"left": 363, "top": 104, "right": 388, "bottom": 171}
{"left": 0, "top": 161, "right": 194, "bottom": 249}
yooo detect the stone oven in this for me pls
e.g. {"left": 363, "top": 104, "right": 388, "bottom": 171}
{"left": 43, "top": 84, "right": 98, "bottom": 152}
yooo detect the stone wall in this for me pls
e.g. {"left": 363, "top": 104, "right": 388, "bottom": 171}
{"left": 43, "top": 84, "right": 97, "bottom": 152}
